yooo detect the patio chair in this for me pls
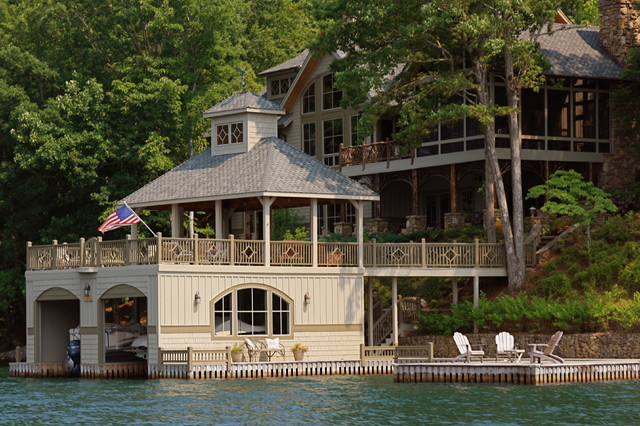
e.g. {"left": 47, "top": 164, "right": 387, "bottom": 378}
{"left": 453, "top": 332, "right": 484, "bottom": 362}
{"left": 265, "top": 337, "right": 286, "bottom": 361}
{"left": 529, "top": 331, "right": 564, "bottom": 364}
{"left": 495, "top": 331, "right": 525, "bottom": 362}
{"left": 244, "top": 338, "right": 263, "bottom": 361}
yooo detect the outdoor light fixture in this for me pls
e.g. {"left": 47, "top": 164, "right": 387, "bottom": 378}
{"left": 304, "top": 292, "right": 310, "bottom": 305}
{"left": 529, "top": 206, "right": 537, "bottom": 217}
{"left": 194, "top": 291, "right": 201, "bottom": 305}
{"left": 83, "top": 284, "right": 91, "bottom": 298}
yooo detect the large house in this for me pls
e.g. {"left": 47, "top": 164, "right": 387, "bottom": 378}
{"left": 15, "top": 0, "right": 640, "bottom": 378}
{"left": 252, "top": 2, "right": 639, "bottom": 234}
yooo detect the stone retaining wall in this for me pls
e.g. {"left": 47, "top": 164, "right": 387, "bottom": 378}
{"left": 400, "top": 333, "right": 640, "bottom": 359}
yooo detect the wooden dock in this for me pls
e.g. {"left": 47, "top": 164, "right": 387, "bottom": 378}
{"left": 11, "top": 358, "right": 640, "bottom": 384}
{"left": 394, "top": 359, "right": 640, "bottom": 385}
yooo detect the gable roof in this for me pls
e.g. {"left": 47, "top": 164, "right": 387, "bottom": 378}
{"left": 123, "top": 137, "right": 379, "bottom": 209}
{"left": 257, "top": 49, "right": 311, "bottom": 76}
{"left": 537, "top": 25, "right": 622, "bottom": 79}
{"left": 203, "top": 91, "right": 284, "bottom": 118}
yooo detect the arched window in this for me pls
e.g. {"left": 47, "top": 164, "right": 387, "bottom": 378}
{"left": 213, "top": 287, "right": 291, "bottom": 337}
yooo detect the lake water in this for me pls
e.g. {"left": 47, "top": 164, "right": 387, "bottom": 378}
{"left": 2, "top": 367, "right": 640, "bottom": 425}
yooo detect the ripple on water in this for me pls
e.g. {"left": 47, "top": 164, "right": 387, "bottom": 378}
{"left": 1, "top": 372, "right": 640, "bottom": 425}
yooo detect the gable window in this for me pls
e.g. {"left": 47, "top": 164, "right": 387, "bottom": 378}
{"left": 302, "top": 83, "right": 316, "bottom": 114}
{"left": 213, "top": 287, "right": 291, "bottom": 336}
{"left": 216, "top": 122, "right": 244, "bottom": 145}
{"left": 270, "top": 78, "right": 291, "bottom": 97}
{"left": 303, "top": 122, "right": 316, "bottom": 156}
{"left": 322, "top": 74, "right": 342, "bottom": 110}
{"left": 323, "top": 118, "right": 343, "bottom": 166}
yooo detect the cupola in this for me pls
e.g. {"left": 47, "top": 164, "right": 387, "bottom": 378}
{"left": 202, "top": 91, "right": 285, "bottom": 156}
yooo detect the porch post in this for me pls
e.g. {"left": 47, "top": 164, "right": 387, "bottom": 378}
{"left": 450, "top": 164, "right": 458, "bottom": 213}
{"left": 452, "top": 278, "right": 459, "bottom": 304}
{"left": 215, "top": 200, "right": 223, "bottom": 239}
{"left": 311, "top": 198, "right": 318, "bottom": 267}
{"left": 392, "top": 277, "right": 399, "bottom": 346}
{"left": 259, "top": 196, "right": 276, "bottom": 266}
{"left": 170, "top": 204, "right": 183, "bottom": 237}
{"left": 368, "top": 279, "right": 374, "bottom": 346}
{"left": 473, "top": 275, "right": 480, "bottom": 334}
{"left": 351, "top": 200, "right": 364, "bottom": 268}
{"left": 473, "top": 275, "right": 479, "bottom": 307}
{"left": 411, "top": 169, "right": 419, "bottom": 216}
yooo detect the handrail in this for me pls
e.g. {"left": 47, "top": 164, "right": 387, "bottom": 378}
{"left": 359, "top": 343, "right": 434, "bottom": 366}
{"left": 160, "top": 346, "right": 232, "bottom": 370}
{"left": 26, "top": 235, "right": 512, "bottom": 271}
{"left": 371, "top": 306, "right": 393, "bottom": 346}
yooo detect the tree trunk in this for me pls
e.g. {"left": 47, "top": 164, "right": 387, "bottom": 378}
{"left": 471, "top": 59, "right": 520, "bottom": 293}
{"left": 504, "top": 48, "right": 525, "bottom": 292}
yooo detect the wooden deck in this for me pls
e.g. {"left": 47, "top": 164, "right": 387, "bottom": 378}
{"left": 394, "top": 359, "right": 640, "bottom": 385}
{"left": 26, "top": 235, "right": 535, "bottom": 273}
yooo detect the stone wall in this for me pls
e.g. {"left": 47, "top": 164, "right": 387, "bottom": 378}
{"left": 599, "top": 0, "right": 640, "bottom": 65}
{"left": 401, "top": 333, "right": 640, "bottom": 359}
{"left": 598, "top": 0, "right": 640, "bottom": 189}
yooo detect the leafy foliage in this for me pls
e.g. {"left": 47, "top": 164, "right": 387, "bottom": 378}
{"left": 0, "top": 0, "right": 322, "bottom": 350}
{"left": 610, "top": 182, "right": 640, "bottom": 214}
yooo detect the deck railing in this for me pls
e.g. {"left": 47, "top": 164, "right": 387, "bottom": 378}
{"left": 26, "top": 235, "right": 511, "bottom": 271}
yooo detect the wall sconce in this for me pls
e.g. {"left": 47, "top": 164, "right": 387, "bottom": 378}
{"left": 194, "top": 291, "right": 201, "bottom": 305}
{"left": 83, "top": 284, "right": 92, "bottom": 302}
{"left": 304, "top": 292, "right": 311, "bottom": 305}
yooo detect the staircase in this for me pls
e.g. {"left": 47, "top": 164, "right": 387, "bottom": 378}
{"left": 368, "top": 297, "right": 422, "bottom": 346}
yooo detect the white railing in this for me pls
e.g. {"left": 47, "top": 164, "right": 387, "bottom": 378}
{"left": 27, "top": 236, "right": 510, "bottom": 271}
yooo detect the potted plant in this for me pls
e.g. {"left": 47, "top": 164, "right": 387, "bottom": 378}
{"left": 291, "top": 343, "right": 308, "bottom": 361}
{"left": 230, "top": 343, "right": 243, "bottom": 363}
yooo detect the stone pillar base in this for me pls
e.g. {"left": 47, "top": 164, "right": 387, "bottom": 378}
{"left": 405, "top": 215, "right": 427, "bottom": 233}
{"left": 444, "top": 212, "right": 465, "bottom": 230}
{"left": 333, "top": 221, "right": 353, "bottom": 237}
{"left": 364, "top": 218, "right": 389, "bottom": 234}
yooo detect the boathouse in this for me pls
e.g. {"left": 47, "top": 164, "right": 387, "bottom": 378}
{"left": 20, "top": 90, "right": 511, "bottom": 378}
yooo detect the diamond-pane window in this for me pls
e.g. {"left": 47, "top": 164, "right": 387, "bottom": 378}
{"left": 230, "top": 122, "right": 243, "bottom": 144}
{"left": 216, "top": 124, "right": 229, "bottom": 145}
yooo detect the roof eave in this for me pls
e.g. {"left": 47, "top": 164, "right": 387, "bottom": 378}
{"left": 203, "top": 107, "right": 286, "bottom": 119}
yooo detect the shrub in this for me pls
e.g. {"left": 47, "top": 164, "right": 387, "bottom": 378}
{"left": 610, "top": 182, "right": 640, "bottom": 214}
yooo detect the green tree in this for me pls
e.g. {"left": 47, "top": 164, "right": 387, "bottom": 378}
{"left": 527, "top": 169, "right": 618, "bottom": 252}
{"left": 316, "top": 0, "right": 557, "bottom": 292}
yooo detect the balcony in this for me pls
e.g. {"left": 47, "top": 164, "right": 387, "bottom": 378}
{"left": 26, "top": 235, "right": 516, "bottom": 271}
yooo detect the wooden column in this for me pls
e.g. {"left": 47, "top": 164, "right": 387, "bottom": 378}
{"left": 215, "top": 200, "right": 223, "bottom": 239}
{"left": 452, "top": 278, "right": 459, "bottom": 304}
{"left": 351, "top": 200, "right": 364, "bottom": 268}
{"left": 392, "top": 277, "right": 399, "bottom": 346}
{"left": 450, "top": 164, "right": 458, "bottom": 213}
{"left": 311, "top": 198, "right": 318, "bottom": 267}
{"left": 411, "top": 169, "right": 419, "bottom": 216}
{"left": 170, "top": 204, "right": 183, "bottom": 237}
{"left": 259, "top": 196, "right": 276, "bottom": 266}
{"left": 368, "top": 280, "right": 374, "bottom": 346}
{"left": 373, "top": 174, "right": 382, "bottom": 218}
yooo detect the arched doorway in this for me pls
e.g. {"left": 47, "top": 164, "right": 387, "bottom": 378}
{"left": 35, "top": 288, "right": 79, "bottom": 364}
{"left": 101, "top": 285, "right": 147, "bottom": 363}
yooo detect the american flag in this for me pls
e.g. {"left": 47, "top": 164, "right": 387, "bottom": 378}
{"left": 98, "top": 205, "right": 142, "bottom": 233}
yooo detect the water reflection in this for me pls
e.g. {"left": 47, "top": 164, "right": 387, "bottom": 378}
{"left": 1, "top": 371, "right": 640, "bottom": 425}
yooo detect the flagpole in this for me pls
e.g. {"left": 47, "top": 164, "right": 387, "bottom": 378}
{"left": 123, "top": 201, "right": 157, "bottom": 237}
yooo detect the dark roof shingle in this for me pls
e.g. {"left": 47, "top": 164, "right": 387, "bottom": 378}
{"left": 124, "top": 137, "right": 378, "bottom": 208}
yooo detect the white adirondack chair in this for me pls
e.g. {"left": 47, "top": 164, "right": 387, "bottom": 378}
{"left": 495, "top": 331, "right": 525, "bottom": 362}
{"left": 453, "top": 332, "right": 484, "bottom": 362}
{"left": 529, "top": 331, "right": 564, "bottom": 364}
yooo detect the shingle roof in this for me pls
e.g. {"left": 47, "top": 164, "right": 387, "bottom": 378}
{"left": 257, "top": 49, "right": 311, "bottom": 76}
{"left": 123, "top": 137, "right": 379, "bottom": 208}
{"left": 202, "top": 91, "right": 284, "bottom": 117}
{"left": 538, "top": 24, "right": 622, "bottom": 79}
